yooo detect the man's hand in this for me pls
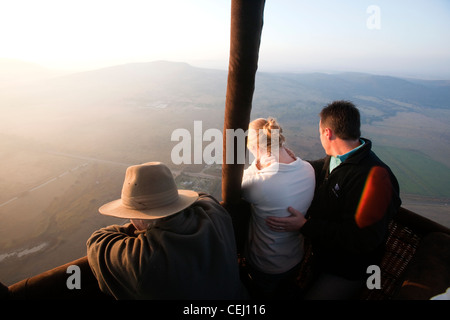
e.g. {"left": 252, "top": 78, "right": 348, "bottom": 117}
{"left": 265, "top": 207, "right": 307, "bottom": 232}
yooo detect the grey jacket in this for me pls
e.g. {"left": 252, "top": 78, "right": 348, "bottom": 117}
{"left": 87, "top": 193, "right": 244, "bottom": 299}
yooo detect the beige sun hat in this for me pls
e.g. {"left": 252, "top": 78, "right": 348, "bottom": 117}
{"left": 99, "top": 162, "right": 199, "bottom": 219}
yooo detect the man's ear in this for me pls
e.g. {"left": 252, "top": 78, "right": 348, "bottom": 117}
{"left": 324, "top": 127, "right": 333, "bottom": 140}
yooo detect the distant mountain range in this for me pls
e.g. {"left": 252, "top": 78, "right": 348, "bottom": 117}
{"left": 259, "top": 71, "right": 450, "bottom": 109}
{"left": 3, "top": 59, "right": 449, "bottom": 109}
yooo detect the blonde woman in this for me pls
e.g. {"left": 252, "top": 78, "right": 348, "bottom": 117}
{"left": 241, "top": 117, "right": 315, "bottom": 299}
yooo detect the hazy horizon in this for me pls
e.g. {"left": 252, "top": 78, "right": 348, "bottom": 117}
{"left": 2, "top": 57, "right": 450, "bottom": 84}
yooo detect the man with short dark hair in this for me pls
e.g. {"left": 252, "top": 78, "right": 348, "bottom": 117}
{"left": 266, "top": 100, "right": 401, "bottom": 299}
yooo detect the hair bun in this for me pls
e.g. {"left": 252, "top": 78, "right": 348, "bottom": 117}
{"left": 248, "top": 117, "right": 286, "bottom": 152}
{"left": 263, "top": 118, "right": 282, "bottom": 136}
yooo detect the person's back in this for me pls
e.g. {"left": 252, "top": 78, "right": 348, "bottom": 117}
{"left": 240, "top": 117, "right": 315, "bottom": 298}
{"left": 304, "top": 140, "right": 400, "bottom": 279}
{"left": 86, "top": 162, "right": 245, "bottom": 300}
{"left": 87, "top": 193, "right": 243, "bottom": 299}
{"left": 242, "top": 157, "right": 315, "bottom": 274}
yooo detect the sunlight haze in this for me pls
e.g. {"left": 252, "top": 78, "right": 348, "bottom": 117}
{"left": 0, "top": 0, "right": 449, "bottom": 78}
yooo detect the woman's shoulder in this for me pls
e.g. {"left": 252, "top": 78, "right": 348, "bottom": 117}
{"left": 286, "top": 157, "right": 314, "bottom": 171}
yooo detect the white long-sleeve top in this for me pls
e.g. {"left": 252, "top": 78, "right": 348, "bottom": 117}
{"left": 241, "top": 156, "right": 315, "bottom": 274}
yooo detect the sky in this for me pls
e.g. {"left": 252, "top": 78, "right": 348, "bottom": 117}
{"left": 0, "top": 0, "right": 449, "bottom": 79}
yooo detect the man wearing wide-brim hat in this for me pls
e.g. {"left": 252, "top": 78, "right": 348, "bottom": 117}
{"left": 86, "top": 162, "right": 245, "bottom": 299}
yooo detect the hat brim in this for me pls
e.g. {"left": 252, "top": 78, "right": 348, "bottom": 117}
{"left": 99, "top": 190, "right": 199, "bottom": 220}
